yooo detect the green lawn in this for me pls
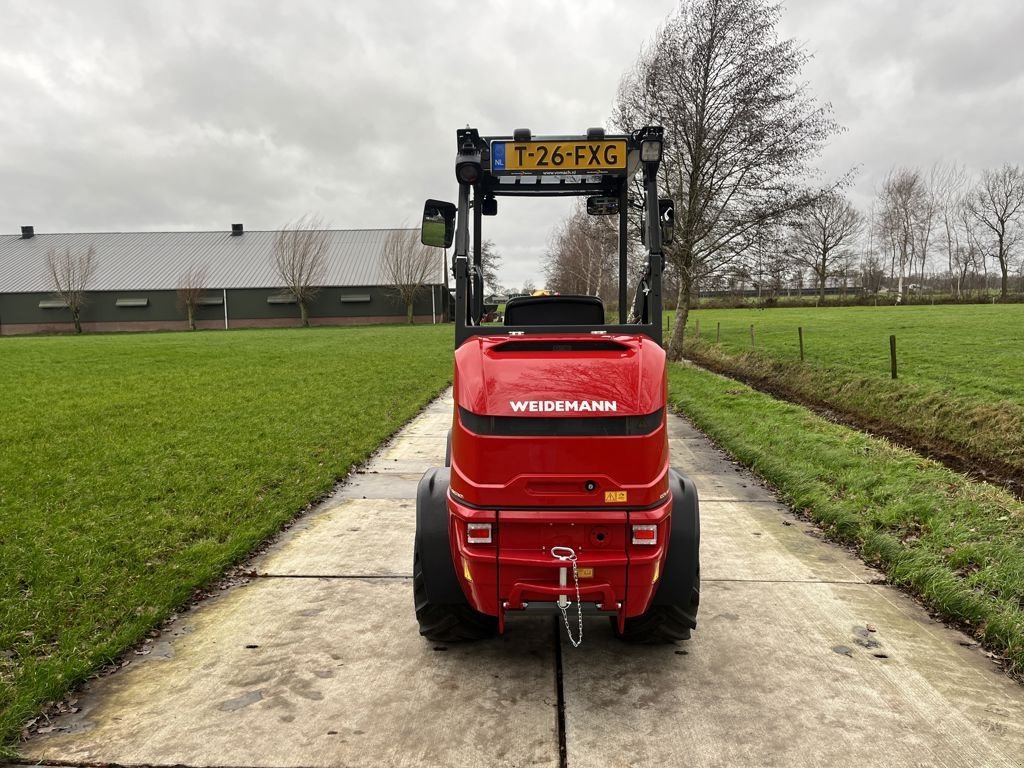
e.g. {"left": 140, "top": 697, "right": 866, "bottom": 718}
{"left": 668, "top": 362, "right": 1024, "bottom": 674}
{"left": 0, "top": 325, "right": 452, "bottom": 746}
{"left": 681, "top": 304, "right": 1024, "bottom": 481}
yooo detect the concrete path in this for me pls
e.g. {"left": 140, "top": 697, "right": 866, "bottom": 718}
{"left": 16, "top": 392, "right": 1024, "bottom": 767}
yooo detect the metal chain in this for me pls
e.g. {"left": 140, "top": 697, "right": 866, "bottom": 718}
{"left": 555, "top": 550, "right": 584, "bottom": 648}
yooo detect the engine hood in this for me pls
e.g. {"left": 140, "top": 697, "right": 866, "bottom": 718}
{"left": 454, "top": 334, "right": 666, "bottom": 417}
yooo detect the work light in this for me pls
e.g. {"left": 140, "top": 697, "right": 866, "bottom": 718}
{"left": 456, "top": 150, "right": 482, "bottom": 184}
{"left": 638, "top": 125, "right": 664, "bottom": 163}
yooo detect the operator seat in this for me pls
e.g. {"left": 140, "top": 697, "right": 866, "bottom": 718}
{"left": 503, "top": 295, "right": 605, "bottom": 326}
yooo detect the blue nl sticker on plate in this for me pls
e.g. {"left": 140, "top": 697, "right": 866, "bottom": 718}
{"left": 491, "top": 142, "right": 505, "bottom": 171}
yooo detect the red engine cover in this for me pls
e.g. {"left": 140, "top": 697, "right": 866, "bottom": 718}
{"left": 450, "top": 334, "right": 669, "bottom": 509}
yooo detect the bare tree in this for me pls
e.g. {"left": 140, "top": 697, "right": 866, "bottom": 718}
{"left": 273, "top": 214, "right": 329, "bottom": 327}
{"left": 46, "top": 245, "right": 97, "bottom": 333}
{"left": 787, "top": 191, "right": 863, "bottom": 303}
{"left": 480, "top": 240, "right": 504, "bottom": 296}
{"left": 176, "top": 266, "right": 208, "bottom": 331}
{"left": 928, "top": 162, "right": 970, "bottom": 297}
{"left": 858, "top": 250, "right": 886, "bottom": 296}
{"left": 382, "top": 229, "right": 436, "bottom": 324}
{"left": 614, "top": 0, "right": 842, "bottom": 360}
{"left": 544, "top": 204, "right": 621, "bottom": 298}
{"left": 876, "top": 168, "right": 926, "bottom": 301}
{"left": 968, "top": 164, "right": 1024, "bottom": 299}
{"left": 953, "top": 202, "right": 985, "bottom": 298}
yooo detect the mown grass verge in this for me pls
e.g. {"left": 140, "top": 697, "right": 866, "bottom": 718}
{"left": 667, "top": 362, "right": 1024, "bottom": 674}
{"left": 0, "top": 325, "right": 453, "bottom": 747}
{"left": 682, "top": 305, "right": 1024, "bottom": 493}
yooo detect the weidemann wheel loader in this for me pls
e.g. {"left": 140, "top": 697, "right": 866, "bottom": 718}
{"left": 414, "top": 126, "right": 699, "bottom": 646}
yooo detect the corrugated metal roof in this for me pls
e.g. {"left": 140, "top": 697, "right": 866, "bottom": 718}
{"left": 0, "top": 228, "right": 443, "bottom": 293}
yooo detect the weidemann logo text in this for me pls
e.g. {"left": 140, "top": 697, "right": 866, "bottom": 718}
{"left": 509, "top": 400, "right": 618, "bottom": 413}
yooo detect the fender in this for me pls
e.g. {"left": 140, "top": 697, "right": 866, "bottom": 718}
{"left": 651, "top": 468, "right": 700, "bottom": 619}
{"left": 414, "top": 467, "right": 465, "bottom": 604}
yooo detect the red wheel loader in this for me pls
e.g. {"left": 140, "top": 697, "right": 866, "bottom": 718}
{"left": 415, "top": 126, "right": 699, "bottom": 645}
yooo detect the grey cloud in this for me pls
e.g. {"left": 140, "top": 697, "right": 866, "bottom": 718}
{"left": 2, "top": 0, "right": 1021, "bottom": 288}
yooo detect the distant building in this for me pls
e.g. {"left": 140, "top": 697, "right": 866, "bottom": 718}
{"left": 0, "top": 225, "right": 445, "bottom": 334}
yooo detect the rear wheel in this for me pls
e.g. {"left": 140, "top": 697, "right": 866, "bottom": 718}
{"left": 413, "top": 546, "right": 497, "bottom": 642}
{"left": 614, "top": 571, "right": 699, "bottom": 644}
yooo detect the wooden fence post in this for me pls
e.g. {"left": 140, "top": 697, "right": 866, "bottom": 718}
{"left": 716, "top": 322, "right": 721, "bottom": 343}
{"left": 798, "top": 326, "right": 804, "bottom": 362}
{"left": 695, "top": 318, "right": 700, "bottom": 339}
{"left": 750, "top": 324, "right": 756, "bottom": 350}
{"left": 890, "top": 335, "right": 897, "bottom": 379}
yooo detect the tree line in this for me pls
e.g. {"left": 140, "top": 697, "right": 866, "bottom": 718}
{"left": 541, "top": 0, "right": 1024, "bottom": 361}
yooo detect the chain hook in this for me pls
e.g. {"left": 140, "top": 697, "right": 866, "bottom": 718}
{"left": 551, "top": 546, "right": 583, "bottom": 647}
{"left": 550, "top": 546, "right": 577, "bottom": 562}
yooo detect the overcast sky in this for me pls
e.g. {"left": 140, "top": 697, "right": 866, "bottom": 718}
{"left": 2, "top": 0, "right": 1022, "bottom": 289}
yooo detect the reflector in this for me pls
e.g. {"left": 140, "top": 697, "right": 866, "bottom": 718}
{"left": 467, "top": 522, "right": 493, "bottom": 544}
{"left": 632, "top": 524, "right": 657, "bottom": 545}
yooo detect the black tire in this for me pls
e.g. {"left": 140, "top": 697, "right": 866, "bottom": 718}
{"left": 614, "top": 571, "right": 700, "bottom": 644}
{"left": 413, "top": 546, "right": 497, "bottom": 642}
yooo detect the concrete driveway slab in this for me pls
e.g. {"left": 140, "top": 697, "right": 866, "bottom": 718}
{"left": 562, "top": 579, "right": 1024, "bottom": 768}
{"left": 667, "top": 418, "right": 704, "bottom": 439}
{"left": 669, "top": 437, "right": 739, "bottom": 473}
{"left": 687, "top": 470, "right": 780, "bottom": 502}
{"left": 700, "top": 500, "right": 878, "bottom": 583}
{"left": 256, "top": 498, "right": 415, "bottom": 577}
{"left": 373, "top": 436, "right": 446, "bottom": 474}
{"left": 333, "top": 471, "right": 422, "bottom": 500}
{"left": 399, "top": 411, "right": 452, "bottom": 437}
{"left": 23, "top": 578, "right": 559, "bottom": 768}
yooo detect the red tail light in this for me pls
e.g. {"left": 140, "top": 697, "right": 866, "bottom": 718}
{"left": 632, "top": 524, "right": 657, "bottom": 545}
{"left": 467, "top": 522, "right": 493, "bottom": 544}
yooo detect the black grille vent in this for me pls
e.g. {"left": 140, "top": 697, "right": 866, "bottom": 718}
{"left": 459, "top": 406, "right": 662, "bottom": 437}
{"left": 493, "top": 340, "right": 628, "bottom": 353}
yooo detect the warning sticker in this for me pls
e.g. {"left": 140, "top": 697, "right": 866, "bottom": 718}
{"left": 604, "top": 491, "right": 628, "bottom": 503}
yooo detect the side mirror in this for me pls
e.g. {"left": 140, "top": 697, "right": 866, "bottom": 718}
{"left": 659, "top": 198, "right": 674, "bottom": 245}
{"left": 421, "top": 199, "right": 456, "bottom": 248}
{"left": 586, "top": 196, "right": 619, "bottom": 215}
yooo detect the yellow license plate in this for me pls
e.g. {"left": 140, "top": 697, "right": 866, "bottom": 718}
{"left": 491, "top": 140, "right": 627, "bottom": 173}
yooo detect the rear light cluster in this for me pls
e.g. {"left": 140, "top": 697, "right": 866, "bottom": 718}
{"left": 468, "top": 522, "right": 657, "bottom": 545}
{"left": 632, "top": 524, "right": 657, "bottom": 545}
{"left": 466, "top": 522, "right": 492, "bottom": 544}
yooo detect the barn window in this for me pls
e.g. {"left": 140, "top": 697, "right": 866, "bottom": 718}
{"left": 115, "top": 298, "right": 149, "bottom": 308}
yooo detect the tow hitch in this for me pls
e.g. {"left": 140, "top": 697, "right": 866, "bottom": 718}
{"left": 551, "top": 546, "right": 583, "bottom": 647}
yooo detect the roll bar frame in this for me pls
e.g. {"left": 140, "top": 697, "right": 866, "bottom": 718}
{"left": 449, "top": 127, "right": 664, "bottom": 349}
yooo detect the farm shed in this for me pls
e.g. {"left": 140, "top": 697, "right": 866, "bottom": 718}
{"left": 0, "top": 225, "right": 445, "bottom": 335}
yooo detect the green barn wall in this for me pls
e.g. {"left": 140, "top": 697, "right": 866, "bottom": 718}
{"left": 0, "top": 285, "right": 443, "bottom": 334}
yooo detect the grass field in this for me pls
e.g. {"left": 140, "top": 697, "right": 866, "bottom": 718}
{"left": 667, "top": 362, "right": 1024, "bottom": 674}
{"left": 0, "top": 325, "right": 452, "bottom": 746}
{"left": 681, "top": 304, "right": 1024, "bottom": 485}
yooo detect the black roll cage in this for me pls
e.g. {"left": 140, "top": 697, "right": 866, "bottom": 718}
{"left": 451, "top": 127, "right": 665, "bottom": 349}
